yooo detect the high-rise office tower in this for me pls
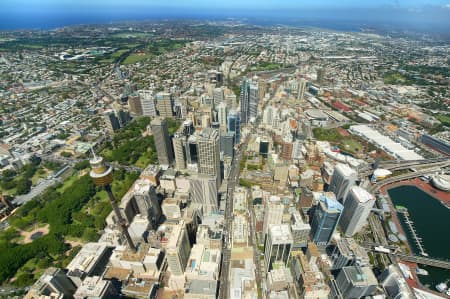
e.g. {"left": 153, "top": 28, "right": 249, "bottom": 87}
{"left": 239, "top": 77, "right": 250, "bottom": 124}
{"left": 317, "top": 68, "right": 325, "bottom": 85}
{"left": 310, "top": 193, "right": 343, "bottom": 246}
{"left": 220, "top": 132, "right": 234, "bottom": 158}
{"left": 249, "top": 80, "right": 259, "bottom": 121}
{"left": 330, "top": 238, "right": 370, "bottom": 270}
{"left": 339, "top": 186, "right": 375, "bottom": 237}
{"left": 227, "top": 110, "right": 240, "bottom": 145}
{"left": 217, "top": 102, "right": 227, "bottom": 128}
{"left": 335, "top": 265, "right": 378, "bottom": 298}
{"left": 172, "top": 129, "right": 187, "bottom": 171}
{"left": 213, "top": 87, "right": 224, "bottom": 108}
{"left": 182, "top": 120, "right": 195, "bottom": 136}
{"left": 155, "top": 92, "right": 174, "bottom": 118}
{"left": 116, "top": 110, "right": 131, "bottom": 128}
{"left": 263, "top": 105, "right": 274, "bottom": 126}
{"left": 258, "top": 79, "right": 266, "bottom": 102}
{"left": 186, "top": 134, "right": 198, "bottom": 165}
{"left": 128, "top": 94, "right": 143, "bottom": 115}
{"left": 290, "top": 211, "right": 311, "bottom": 249}
{"left": 197, "top": 128, "right": 221, "bottom": 186}
{"left": 103, "top": 110, "right": 121, "bottom": 133}
{"left": 328, "top": 164, "right": 357, "bottom": 203}
{"left": 263, "top": 196, "right": 284, "bottom": 236}
{"left": 26, "top": 268, "right": 76, "bottom": 298}
{"left": 264, "top": 224, "right": 293, "bottom": 271}
{"left": 225, "top": 93, "right": 236, "bottom": 109}
{"left": 297, "top": 78, "right": 307, "bottom": 100}
{"left": 138, "top": 90, "right": 157, "bottom": 117}
{"left": 151, "top": 117, "right": 174, "bottom": 166}
{"left": 189, "top": 174, "right": 218, "bottom": 214}
{"left": 133, "top": 179, "right": 162, "bottom": 228}
{"left": 166, "top": 220, "right": 191, "bottom": 276}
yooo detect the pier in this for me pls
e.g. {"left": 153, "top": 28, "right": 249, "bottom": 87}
{"left": 396, "top": 208, "right": 427, "bottom": 256}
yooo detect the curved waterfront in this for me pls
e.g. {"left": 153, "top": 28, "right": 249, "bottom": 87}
{"left": 388, "top": 185, "right": 450, "bottom": 289}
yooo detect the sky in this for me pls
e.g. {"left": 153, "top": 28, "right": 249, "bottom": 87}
{"left": 0, "top": 0, "right": 449, "bottom": 31}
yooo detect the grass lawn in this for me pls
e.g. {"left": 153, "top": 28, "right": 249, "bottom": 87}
{"left": 135, "top": 154, "right": 151, "bottom": 169}
{"left": 341, "top": 139, "right": 364, "bottom": 154}
{"left": 56, "top": 172, "right": 79, "bottom": 193}
{"left": 30, "top": 167, "right": 48, "bottom": 186}
{"left": 122, "top": 53, "right": 151, "bottom": 65}
{"left": 436, "top": 114, "right": 450, "bottom": 127}
{"left": 110, "top": 49, "right": 129, "bottom": 59}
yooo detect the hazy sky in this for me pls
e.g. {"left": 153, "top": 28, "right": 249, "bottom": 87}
{"left": 0, "top": 0, "right": 449, "bottom": 31}
{"left": 2, "top": 0, "right": 450, "bottom": 10}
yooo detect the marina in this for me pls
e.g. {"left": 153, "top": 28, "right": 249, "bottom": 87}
{"left": 395, "top": 207, "right": 427, "bottom": 257}
{"left": 388, "top": 185, "right": 450, "bottom": 290}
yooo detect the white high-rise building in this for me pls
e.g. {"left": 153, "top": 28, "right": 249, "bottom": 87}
{"left": 297, "top": 78, "right": 307, "bottom": 101}
{"left": 166, "top": 220, "right": 191, "bottom": 276}
{"left": 339, "top": 186, "right": 375, "bottom": 237}
{"left": 213, "top": 87, "right": 224, "bottom": 108}
{"left": 138, "top": 90, "right": 157, "bottom": 117}
{"left": 290, "top": 211, "right": 311, "bottom": 249}
{"left": 264, "top": 224, "right": 293, "bottom": 272}
{"left": 249, "top": 80, "right": 259, "bottom": 122}
{"left": 197, "top": 128, "right": 221, "bottom": 186}
{"left": 217, "top": 102, "right": 228, "bottom": 128}
{"left": 263, "top": 195, "right": 284, "bottom": 236}
{"left": 189, "top": 174, "right": 218, "bottom": 214}
{"left": 263, "top": 106, "right": 274, "bottom": 126}
{"left": 328, "top": 164, "right": 357, "bottom": 203}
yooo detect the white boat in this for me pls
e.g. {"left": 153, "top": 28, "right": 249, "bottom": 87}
{"left": 415, "top": 268, "right": 428, "bottom": 276}
{"left": 436, "top": 282, "right": 447, "bottom": 293}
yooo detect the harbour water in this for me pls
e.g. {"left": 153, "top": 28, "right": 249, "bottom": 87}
{"left": 388, "top": 185, "right": 450, "bottom": 290}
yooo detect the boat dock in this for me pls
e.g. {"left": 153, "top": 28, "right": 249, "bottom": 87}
{"left": 397, "top": 208, "right": 427, "bottom": 256}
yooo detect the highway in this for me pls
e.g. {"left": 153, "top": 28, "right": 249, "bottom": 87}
{"left": 362, "top": 242, "right": 450, "bottom": 270}
{"left": 12, "top": 177, "right": 61, "bottom": 205}
{"left": 38, "top": 154, "right": 143, "bottom": 173}
{"left": 368, "top": 165, "right": 445, "bottom": 193}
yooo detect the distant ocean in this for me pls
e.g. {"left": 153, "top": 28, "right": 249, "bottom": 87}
{"left": 0, "top": 8, "right": 448, "bottom": 36}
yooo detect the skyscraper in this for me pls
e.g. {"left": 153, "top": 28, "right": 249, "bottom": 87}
{"left": 290, "top": 211, "right": 311, "bottom": 249}
{"left": 172, "top": 130, "right": 187, "bottom": 171}
{"left": 132, "top": 179, "right": 162, "bottom": 229}
{"left": 155, "top": 92, "right": 174, "bottom": 118}
{"left": 197, "top": 128, "right": 221, "bottom": 186}
{"left": 328, "top": 164, "right": 357, "bottom": 203}
{"left": 150, "top": 117, "right": 174, "bottom": 166}
{"left": 227, "top": 110, "right": 240, "bottom": 145}
{"left": 213, "top": 87, "right": 224, "bottom": 108}
{"left": 339, "top": 186, "right": 375, "bottom": 237}
{"left": 297, "top": 78, "right": 307, "bottom": 100}
{"left": 166, "top": 220, "right": 191, "bottom": 276}
{"left": 128, "top": 94, "right": 143, "bottom": 116}
{"left": 249, "top": 80, "right": 259, "bottom": 121}
{"left": 239, "top": 77, "right": 250, "bottom": 124}
{"left": 330, "top": 238, "right": 370, "bottom": 270}
{"left": 138, "top": 90, "right": 157, "bottom": 117}
{"left": 335, "top": 265, "right": 378, "bottom": 298}
{"left": 263, "top": 195, "right": 284, "bottom": 236}
{"left": 310, "top": 193, "right": 343, "bottom": 246}
{"left": 217, "top": 102, "right": 227, "bottom": 128}
{"left": 189, "top": 174, "right": 218, "bottom": 214}
{"left": 103, "top": 110, "right": 121, "bottom": 133}
{"left": 220, "top": 132, "right": 234, "bottom": 158}
{"left": 264, "top": 224, "right": 293, "bottom": 271}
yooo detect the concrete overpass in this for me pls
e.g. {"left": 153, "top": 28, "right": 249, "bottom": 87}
{"left": 368, "top": 166, "right": 445, "bottom": 193}
{"left": 362, "top": 242, "right": 450, "bottom": 270}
